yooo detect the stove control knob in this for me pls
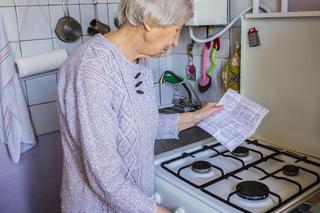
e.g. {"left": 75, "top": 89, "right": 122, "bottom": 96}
{"left": 174, "top": 207, "right": 186, "bottom": 213}
{"left": 154, "top": 192, "right": 162, "bottom": 204}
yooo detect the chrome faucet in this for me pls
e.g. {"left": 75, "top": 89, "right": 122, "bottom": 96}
{"left": 158, "top": 71, "right": 192, "bottom": 106}
{"left": 175, "top": 81, "right": 202, "bottom": 111}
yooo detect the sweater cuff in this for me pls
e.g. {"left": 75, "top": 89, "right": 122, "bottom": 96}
{"left": 156, "top": 113, "right": 180, "bottom": 140}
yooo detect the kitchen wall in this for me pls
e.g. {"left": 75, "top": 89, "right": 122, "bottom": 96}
{"left": 2, "top": 0, "right": 314, "bottom": 136}
{"left": 0, "top": 0, "right": 121, "bottom": 136}
{"left": 0, "top": 0, "right": 172, "bottom": 136}
{"left": 1, "top": 1, "right": 319, "bottom": 213}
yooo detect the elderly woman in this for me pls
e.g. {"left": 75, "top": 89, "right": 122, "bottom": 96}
{"left": 57, "top": 0, "right": 222, "bottom": 212}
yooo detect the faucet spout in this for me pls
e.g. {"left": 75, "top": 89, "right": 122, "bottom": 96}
{"left": 159, "top": 70, "right": 183, "bottom": 84}
{"left": 159, "top": 71, "right": 192, "bottom": 106}
{"left": 175, "top": 81, "right": 202, "bottom": 110}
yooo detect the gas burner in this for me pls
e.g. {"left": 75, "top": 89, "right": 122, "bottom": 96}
{"left": 191, "top": 161, "right": 212, "bottom": 174}
{"left": 282, "top": 164, "right": 299, "bottom": 176}
{"left": 232, "top": 146, "right": 249, "bottom": 157}
{"left": 236, "top": 181, "right": 270, "bottom": 201}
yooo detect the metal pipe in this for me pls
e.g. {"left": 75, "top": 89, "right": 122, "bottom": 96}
{"left": 176, "top": 81, "right": 202, "bottom": 109}
{"left": 253, "top": 0, "right": 260, "bottom": 14}
{"left": 281, "top": 0, "right": 288, "bottom": 13}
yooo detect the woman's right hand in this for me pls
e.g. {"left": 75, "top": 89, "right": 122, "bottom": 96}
{"left": 156, "top": 204, "right": 172, "bottom": 213}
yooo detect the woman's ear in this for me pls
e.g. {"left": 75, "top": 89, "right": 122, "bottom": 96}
{"left": 143, "top": 23, "right": 152, "bottom": 32}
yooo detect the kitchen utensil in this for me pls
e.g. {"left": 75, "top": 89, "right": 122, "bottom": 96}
{"left": 207, "top": 44, "right": 217, "bottom": 76}
{"left": 114, "top": 16, "right": 122, "bottom": 29}
{"left": 198, "top": 42, "right": 211, "bottom": 92}
{"left": 87, "top": 0, "right": 110, "bottom": 35}
{"left": 55, "top": 0, "right": 82, "bottom": 43}
{"left": 248, "top": 27, "right": 260, "bottom": 47}
{"left": 186, "top": 40, "right": 196, "bottom": 80}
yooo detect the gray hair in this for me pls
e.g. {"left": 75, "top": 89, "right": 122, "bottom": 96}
{"left": 117, "top": 0, "right": 193, "bottom": 26}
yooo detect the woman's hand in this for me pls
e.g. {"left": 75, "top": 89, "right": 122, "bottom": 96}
{"left": 177, "top": 103, "right": 223, "bottom": 131}
{"left": 156, "top": 204, "right": 172, "bottom": 213}
{"left": 194, "top": 103, "right": 224, "bottom": 123}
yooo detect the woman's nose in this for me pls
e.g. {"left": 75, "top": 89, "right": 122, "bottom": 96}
{"left": 173, "top": 37, "right": 179, "bottom": 47}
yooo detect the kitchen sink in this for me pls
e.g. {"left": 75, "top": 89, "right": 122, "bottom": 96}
{"left": 156, "top": 105, "right": 212, "bottom": 155}
{"left": 155, "top": 126, "right": 212, "bottom": 155}
{"left": 158, "top": 106, "right": 186, "bottom": 114}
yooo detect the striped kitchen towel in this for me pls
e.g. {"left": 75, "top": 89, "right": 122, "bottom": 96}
{"left": 0, "top": 14, "right": 36, "bottom": 163}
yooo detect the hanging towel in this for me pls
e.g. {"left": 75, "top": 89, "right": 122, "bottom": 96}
{"left": 0, "top": 14, "right": 36, "bottom": 163}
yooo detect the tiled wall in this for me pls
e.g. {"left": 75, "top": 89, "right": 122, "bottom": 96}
{"left": 1, "top": 0, "right": 313, "bottom": 136}
{"left": 0, "top": 0, "right": 173, "bottom": 135}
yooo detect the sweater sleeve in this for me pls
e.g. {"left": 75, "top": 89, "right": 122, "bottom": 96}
{"left": 76, "top": 61, "right": 156, "bottom": 213}
{"left": 156, "top": 113, "right": 180, "bottom": 140}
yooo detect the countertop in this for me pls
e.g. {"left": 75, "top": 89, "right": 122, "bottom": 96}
{"left": 154, "top": 126, "right": 212, "bottom": 155}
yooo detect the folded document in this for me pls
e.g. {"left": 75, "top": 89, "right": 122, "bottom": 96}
{"left": 197, "top": 89, "right": 269, "bottom": 151}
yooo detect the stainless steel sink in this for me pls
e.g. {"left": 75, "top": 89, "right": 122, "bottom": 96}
{"left": 158, "top": 106, "right": 186, "bottom": 114}
{"left": 156, "top": 105, "right": 213, "bottom": 155}
{"left": 154, "top": 126, "right": 212, "bottom": 155}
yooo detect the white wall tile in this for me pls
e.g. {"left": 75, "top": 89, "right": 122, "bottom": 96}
{"left": 20, "top": 39, "right": 53, "bottom": 57}
{"left": 10, "top": 42, "right": 22, "bottom": 59}
{"left": 230, "top": 27, "right": 241, "bottom": 55}
{"left": 79, "top": 0, "right": 92, "bottom": 3}
{"left": 50, "top": 4, "right": 81, "bottom": 39}
{"left": 29, "top": 102, "right": 60, "bottom": 135}
{"left": 159, "top": 55, "right": 173, "bottom": 78}
{"left": 26, "top": 74, "right": 57, "bottom": 105}
{"left": 0, "top": 7, "right": 19, "bottom": 42}
{"left": 17, "top": 6, "right": 52, "bottom": 40}
{"left": 19, "top": 80, "right": 28, "bottom": 105}
{"left": 79, "top": 4, "right": 95, "bottom": 36}
{"left": 79, "top": 0, "right": 108, "bottom": 3}
{"left": 154, "top": 83, "right": 160, "bottom": 106}
{"left": 108, "top": 0, "right": 120, "bottom": 3}
{"left": 0, "top": 0, "right": 15, "bottom": 7}
{"left": 147, "top": 58, "right": 159, "bottom": 83}
{"left": 107, "top": 3, "right": 118, "bottom": 31}
{"left": 97, "top": 3, "right": 109, "bottom": 25}
{"left": 49, "top": 0, "right": 79, "bottom": 4}
{"left": 53, "top": 37, "right": 82, "bottom": 55}
{"left": 172, "top": 54, "right": 188, "bottom": 80}
{"left": 159, "top": 83, "right": 174, "bottom": 106}
{"left": 15, "top": 0, "right": 48, "bottom": 6}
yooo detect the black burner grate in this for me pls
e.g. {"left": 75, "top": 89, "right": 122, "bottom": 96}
{"left": 160, "top": 140, "right": 320, "bottom": 213}
{"left": 236, "top": 181, "right": 270, "bottom": 201}
{"left": 191, "top": 161, "right": 212, "bottom": 173}
{"left": 283, "top": 164, "right": 299, "bottom": 176}
{"left": 232, "top": 146, "right": 250, "bottom": 157}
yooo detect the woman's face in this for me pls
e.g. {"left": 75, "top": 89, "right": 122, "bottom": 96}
{"left": 143, "top": 19, "right": 185, "bottom": 57}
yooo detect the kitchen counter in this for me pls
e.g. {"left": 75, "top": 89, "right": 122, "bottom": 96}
{"left": 154, "top": 126, "right": 212, "bottom": 155}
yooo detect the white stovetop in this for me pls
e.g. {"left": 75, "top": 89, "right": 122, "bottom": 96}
{"left": 155, "top": 138, "right": 320, "bottom": 213}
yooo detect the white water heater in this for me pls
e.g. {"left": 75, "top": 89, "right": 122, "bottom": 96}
{"left": 186, "top": 0, "right": 228, "bottom": 26}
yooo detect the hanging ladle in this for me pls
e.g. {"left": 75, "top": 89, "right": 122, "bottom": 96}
{"left": 55, "top": 0, "right": 82, "bottom": 43}
{"left": 87, "top": 0, "right": 110, "bottom": 35}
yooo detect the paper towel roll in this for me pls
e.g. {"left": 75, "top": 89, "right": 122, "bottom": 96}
{"left": 15, "top": 49, "right": 68, "bottom": 78}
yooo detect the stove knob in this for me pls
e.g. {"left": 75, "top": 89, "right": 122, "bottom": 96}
{"left": 174, "top": 207, "right": 186, "bottom": 213}
{"left": 154, "top": 192, "right": 162, "bottom": 204}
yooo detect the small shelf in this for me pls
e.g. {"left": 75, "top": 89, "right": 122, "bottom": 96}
{"left": 244, "top": 11, "right": 320, "bottom": 19}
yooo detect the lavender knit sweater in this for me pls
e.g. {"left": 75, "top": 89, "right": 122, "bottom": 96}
{"left": 57, "top": 34, "right": 179, "bottom": 213}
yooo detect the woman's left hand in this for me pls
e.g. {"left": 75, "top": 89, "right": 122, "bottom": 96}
{"left": 178, "top": 103, "right": 223, "bottom": 131}
{"left": 194, "top": 103, "right": 224, "bottom": 123}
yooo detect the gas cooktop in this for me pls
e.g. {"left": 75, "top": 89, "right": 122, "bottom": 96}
{"left": 154, "top": 138, "right": 320, "bottom": 213}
